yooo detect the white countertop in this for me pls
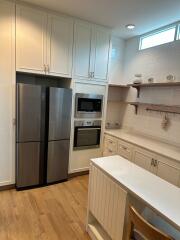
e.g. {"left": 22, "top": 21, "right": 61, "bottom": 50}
{"left": 91, "top": 155, "right": 180, "bottom": 230}
{"left": 105, "top": 129, "right": 180, "bottom": 163}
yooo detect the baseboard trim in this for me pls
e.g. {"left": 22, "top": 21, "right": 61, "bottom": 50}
{"left": 0, "top": 184, "right": 15, "bottom": 191}
{"left": 68, "top": 170, "right": 89, "bottom": 179}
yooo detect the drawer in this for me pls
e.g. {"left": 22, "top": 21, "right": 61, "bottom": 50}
{"left": 103, "top": 135, "right": 118, "bottom": 156}
{"left": 117, "top": 139, "right": 133, "bottom": 161}
{"left": 103, "top": 148, "right": 117, "bottom": 157}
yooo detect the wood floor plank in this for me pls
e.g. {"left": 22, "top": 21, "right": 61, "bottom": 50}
{"left": 0, "top": 175, "right": 90, "bottom": 240}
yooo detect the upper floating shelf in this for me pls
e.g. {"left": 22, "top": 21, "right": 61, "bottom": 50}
{"left": 127, "top": 82, "right": 180, "bottom": 97}
{"left": 108, "top": 84, "right": 130, "bottom": 88}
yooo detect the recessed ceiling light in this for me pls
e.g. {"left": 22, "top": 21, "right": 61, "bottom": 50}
{"left": 126, "top": 24, "right": 135, "bottom": 30}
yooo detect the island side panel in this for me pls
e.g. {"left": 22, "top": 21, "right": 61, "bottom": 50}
{"left": 87, "top": 162, "right": 127, "bottom": 240}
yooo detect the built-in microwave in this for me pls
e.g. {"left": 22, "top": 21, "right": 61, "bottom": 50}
{"left": 74, "top": 120, "right": 101, "bottom": 150}
{"left": 75, "top": 93, "right": 103, "bottom": 118}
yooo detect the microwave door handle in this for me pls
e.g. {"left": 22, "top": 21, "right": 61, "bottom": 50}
{"left": 78, "top": 128, "right": 100, "bottom": 131}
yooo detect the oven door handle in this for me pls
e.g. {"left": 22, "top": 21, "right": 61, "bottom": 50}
{"left": 78, "top": 128, "right": 101, "bottom": 131}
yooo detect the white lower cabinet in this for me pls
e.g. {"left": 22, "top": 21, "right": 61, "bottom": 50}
{"left": 103, "top": 134, "right": 180, "bottom": 187}
{"left": 133, "top": 148, "right": 157, "bottom": 174}
{"left": 103, "top": 135, "right": 118, "bottom": 156}
{"left": 156, "top": 156, "right": 180, "bottom": 186}
{"left": 117, "top": 139, "right": 133, "bottom": 161}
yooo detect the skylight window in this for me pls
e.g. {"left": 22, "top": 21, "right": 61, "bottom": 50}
{"left": 139, "top": 26, "right": 176, "bottom": 50}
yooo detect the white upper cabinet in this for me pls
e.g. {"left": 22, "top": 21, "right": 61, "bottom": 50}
{"left": 73, "top": 21, "right": 111, "bottom": 82}
{"left": 73, "top": 21, "right": 92, "bottom": 79}
{"left": 92, "top": 26, "right": 110, "bottom": 81}
{"left": 16, "top": 5, "right": 47, "bottom": 74}
{"left": 16, "top": 4, "right": 74, "bottom": 77}
{"left": 109, "top": 36, "right": 125, "bottom": 85}
{"left": 47, "top": 14, "right": 73, "bottom": 77}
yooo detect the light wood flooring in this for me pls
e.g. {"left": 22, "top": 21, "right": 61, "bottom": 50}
{"left": 0, "top": 175, "right": 90, "bottom": 240}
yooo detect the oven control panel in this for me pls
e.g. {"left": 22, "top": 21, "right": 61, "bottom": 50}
{"left": 74, "top": 120, "right": 101, "bottom": 127}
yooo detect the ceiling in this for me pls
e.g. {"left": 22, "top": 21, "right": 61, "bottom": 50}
{"left": 22, "top": 0, "right": 180, "bottom": 39}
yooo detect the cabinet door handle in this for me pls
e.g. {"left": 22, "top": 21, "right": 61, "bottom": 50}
{"left": 47, "top": 64, "right": 50, "bottom": 73}
{"left": 122, "top": 146, "right": 127, "bottom": 150}
{"left": 151, "top": 158, "right": 154, "bottom": 166}
{"left": 44, "top": 64, "right": 47, "bottom": 74}
{"left": 154, "top": 159, "right": 158, "bottom": 167}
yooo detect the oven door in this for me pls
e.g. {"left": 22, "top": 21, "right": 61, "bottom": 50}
{"left": 75, "top": 94, "right": 103, "bottom": 118}
{"left": 74, "top": 126, "right": 101, "bottom": 150}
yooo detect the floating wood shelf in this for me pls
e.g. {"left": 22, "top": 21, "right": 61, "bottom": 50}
{"left": 108, "top": 84, "right": 130, "bottom": 88}
{"left": 127, "top": 82, "right": 180, "bottom": 97}
{"left": 129, "top": 102, "right": 180, "bottom": 115}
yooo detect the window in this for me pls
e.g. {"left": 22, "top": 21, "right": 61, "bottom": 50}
{"left": 139, "top": 26, "right": 176, "bottom": 50}
{"left": 177, "top": 24, "right": 180, "bottom": 40}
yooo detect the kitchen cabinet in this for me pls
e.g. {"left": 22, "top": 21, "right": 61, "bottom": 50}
{"left": 103, "top": 135, "right": 118, "bottom": 156}
{"left": 0, "top": 0, "right": 15, "bottom": 186}
{"left": 117, "top": 139, "right": 133, "bottom": 161}
{"left": 73, "top": 21, "right": 92, "bottom": 79}
{"left": 16, "top": 5, "right": 47, "bottom": 74}
{"left": 92, "top": 26, "right": 110, "bottom": 81}
{"left": 133, "top": 148, "right": 157, "bottom": 174}
{"left": 73, "top": 20, "right": 110, "bottom": 82}
{"left": 16, "top": 4, "right": 73, "bottom": 77}
{"left": 108, "top": 36, "right": 125, "bottom": 85}
{"left": 47, "top": 14, "right": 73, "bottom": 77}
{"left": 103, "top": 133, "right": 180, "bottom": 187}
{"left": 156, "top": 156, "right": 180, "bottom": 186}
{"left": 133, "top": 148, "right": 180, "bottom": 186}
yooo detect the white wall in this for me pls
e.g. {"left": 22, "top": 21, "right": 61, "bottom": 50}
{"left": 121, "top": 37, "right": 180, "bottom": 145}
{"left": 0, "top": 1, "right": 15, "bottom": 186}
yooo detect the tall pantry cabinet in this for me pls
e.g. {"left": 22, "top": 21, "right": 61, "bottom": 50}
{"left": 0, "top": 0, "right": 15, "bottom": 186}
{"left": 73, "top": 20, "right": 111, "bottom": 82}
{"left": 16, "top": 4, "right": 74, "bottom": 78}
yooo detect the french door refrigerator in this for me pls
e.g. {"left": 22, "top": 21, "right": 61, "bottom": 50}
{"left": 16, "top": 83, "right": 72, "bottom": 189}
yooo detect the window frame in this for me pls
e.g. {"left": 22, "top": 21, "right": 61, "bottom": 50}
{"left": 176, "top": 24, "right": 180, "bottom": 40}
{"left": 139, "top": 25, "right": 177, "bottom": 51}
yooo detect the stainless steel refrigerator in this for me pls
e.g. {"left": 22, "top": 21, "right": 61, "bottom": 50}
{"left": 16, "top": 83, "right": 72, "bottom": 189}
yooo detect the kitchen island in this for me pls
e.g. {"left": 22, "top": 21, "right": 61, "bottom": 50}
{"left": 86, "top": 155, "right": 180, "bottom": 240}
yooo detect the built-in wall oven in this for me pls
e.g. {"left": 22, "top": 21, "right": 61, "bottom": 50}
{"left": 75, "top": 93, "right": 103, "bottom": 118}
{"left": 74, "top": 120, "right": 101, "bottom": 150}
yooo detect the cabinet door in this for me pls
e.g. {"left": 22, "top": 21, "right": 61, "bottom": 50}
{"left": 73, "top": 21, "right": 92, "bottom": 79}
{"left": 16, "top": 5, "right": 47, "bottom": 74}
{"left": 47, "top": 14, "right": 73, "bottom": 77}
{"left": 133, "top": 148, "right": 157, "bottom": 174}
{"left": 92, "top": 26, "right": 110, "bottom": 81}
{"left": 157, "top": 160, "right": 180, "bottom": 186}
{"left": 0, "top": 0, "right": 15, "bottom": 186}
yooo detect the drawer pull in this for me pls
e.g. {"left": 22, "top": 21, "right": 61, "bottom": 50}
{"left": 122, "top": 146, "right": 127, "bottom": 150}
{"left": 151, "top": 158, "right": 158, "bottom": 167}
